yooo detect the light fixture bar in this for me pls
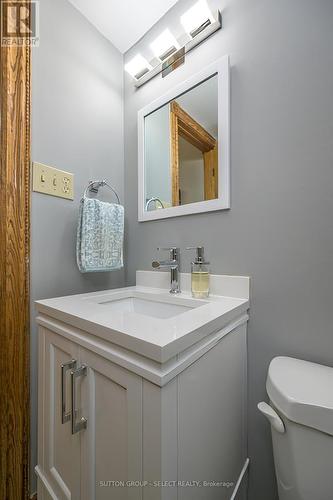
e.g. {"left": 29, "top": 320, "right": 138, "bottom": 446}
{"left": 190, "top": 18, "right": 211, "bottom": 38}
{"left": 134, "top": 10, "right": 221, "bottom": 88}
{"left": 160, "top": 45, "right": 178, "bottom": 61}
{"left": 135, "top": 67, "right": 150, "bottom": 79}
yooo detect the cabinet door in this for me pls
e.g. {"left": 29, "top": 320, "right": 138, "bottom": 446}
{"left": 41, "top": 328, "right": 81, "bottom": 500}
{"left": 79, "top": 348, "right": 142, "bottom": 500}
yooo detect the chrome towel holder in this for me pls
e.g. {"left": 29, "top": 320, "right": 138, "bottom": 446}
{"left": 84, "top": 180, "right": 120, "bottom": 205}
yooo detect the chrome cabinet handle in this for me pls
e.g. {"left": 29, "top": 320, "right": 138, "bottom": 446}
{"left": 61, "top": 359, "right": 77, "bottom": 424}
{"left": 71, "top": 365, "right": 88, "bottom": 434}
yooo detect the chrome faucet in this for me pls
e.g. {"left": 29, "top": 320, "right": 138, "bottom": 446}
{"left": 152, "top": 247, "right": 181, "bottom": 294}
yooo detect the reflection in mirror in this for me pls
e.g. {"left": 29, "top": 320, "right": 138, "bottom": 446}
{"left": 144, "top": 74, "right": 218, "bottom": 211}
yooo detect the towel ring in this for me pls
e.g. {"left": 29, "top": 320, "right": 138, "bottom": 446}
{"left": 84, "top": 180, "right": 120, "bottom": 204}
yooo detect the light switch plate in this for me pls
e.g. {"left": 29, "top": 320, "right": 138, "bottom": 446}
{"left": 32, "top": 162, "right": 74, "bottom": 200}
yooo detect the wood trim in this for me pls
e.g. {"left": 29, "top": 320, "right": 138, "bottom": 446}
{"left": 204, "top": 144, "right": 218, "bottom": 200}
{"left": 0, "top": 1, "right": 31, "bottom": 498}
{"left": 170, "top": 100, "right": 218, "bottom": 205}
{"left": 170, "top": 101, "right": 216, "bottom": 153}
{"left": 170, "top": 103, "right": 180, "bottom": 206}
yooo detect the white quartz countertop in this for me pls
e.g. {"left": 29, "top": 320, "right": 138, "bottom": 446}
{"left": 35, "top": 272, "right": 250, "bottom": 362}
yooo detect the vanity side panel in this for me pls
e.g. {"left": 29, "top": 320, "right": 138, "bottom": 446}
{"left": 178, "top": 325, "right": 247, "bottom": 500}
{"left": 142, "top": 379, "right": 178, "bottom": 500}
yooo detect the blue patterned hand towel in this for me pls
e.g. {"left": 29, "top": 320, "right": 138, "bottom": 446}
{"left": 77, "top": 197, "right": 124, "bottom": 273}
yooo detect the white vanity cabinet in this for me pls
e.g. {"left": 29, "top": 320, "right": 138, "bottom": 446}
{"left": 35, "top": 272, "right": 250, "bottom": 500}
{"left": 37, "top": 328, "right": 142, "bottom": 500}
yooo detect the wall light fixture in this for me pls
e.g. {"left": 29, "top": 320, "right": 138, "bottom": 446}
{"left": 125, "top": 2, "right": 222, "bottom": 88}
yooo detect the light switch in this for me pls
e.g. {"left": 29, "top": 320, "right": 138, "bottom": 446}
{"left": 32, "top": 162, "right": 74, "bottom": 200}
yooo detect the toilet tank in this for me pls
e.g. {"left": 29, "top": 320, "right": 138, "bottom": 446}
{"left": 265, "top": 357, "right": 333, "bottom": 500}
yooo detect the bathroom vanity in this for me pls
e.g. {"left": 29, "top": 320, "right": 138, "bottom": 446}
{"left": 35, "top": 271, "right": 249, "bottom": 500}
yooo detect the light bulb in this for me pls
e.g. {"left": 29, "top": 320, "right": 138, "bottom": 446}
{"left": 180, "top": 0, "right": 215, "bottom": 38}
{"left": 150, "top": 29, "right": 180, "bottom": 61}
{"left": 124, "top": 54, "right": 152, "bottom": 80}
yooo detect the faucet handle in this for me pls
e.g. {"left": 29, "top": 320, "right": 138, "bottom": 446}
{"left": 157, "top": 247, "right": 178, "bottom": 251}
{"left": 157, "top": 247, "right": 180, "bottom": 260}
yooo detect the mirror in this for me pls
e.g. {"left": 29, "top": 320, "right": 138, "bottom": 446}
{"left": 145, "top": 75, "right": 218, "bottom": 209}
{"left": 138, "top": 56, "right": 230, "bottom": 221}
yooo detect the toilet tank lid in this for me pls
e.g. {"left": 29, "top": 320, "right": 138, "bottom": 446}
{"left": 267, "top": 356, "right": 333, "bottom": 436}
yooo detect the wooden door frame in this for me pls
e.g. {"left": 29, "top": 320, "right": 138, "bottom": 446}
{"left": 0, "top": 0, "right": 31, "bottom": 498}
{"left": 169, "top": 101, "right": 218, "bottom": 205}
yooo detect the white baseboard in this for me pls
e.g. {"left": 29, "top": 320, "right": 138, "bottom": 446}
{"left": 35, "top": 466, "right": 58, "bottom": 500}
{"left": 230, "top": 458, "right": 249, "bottom": 500}
{"left": 35, "top": 459, "right": 250, "bottom": 500}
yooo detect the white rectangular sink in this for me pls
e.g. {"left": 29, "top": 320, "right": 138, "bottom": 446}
{"left": 98, "top": 296, "right": 198, "bottom": 319}
{"left": 86, "top": 289, "right": 207, "bottom": 321}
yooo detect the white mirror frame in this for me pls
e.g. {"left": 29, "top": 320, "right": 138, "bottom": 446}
{"left": 138, "top": 55, "right": 230, "bottom": 222}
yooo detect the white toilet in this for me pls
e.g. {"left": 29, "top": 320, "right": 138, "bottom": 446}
{"left": 258, "top": 356, "right": 333, "bottom": 500}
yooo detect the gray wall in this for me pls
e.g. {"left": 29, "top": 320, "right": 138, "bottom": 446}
{"left": 124, "top": 0, "right": 333, "bottom": 499}
{"left": 31, "top": 0, "right": 124, "bottom": 492}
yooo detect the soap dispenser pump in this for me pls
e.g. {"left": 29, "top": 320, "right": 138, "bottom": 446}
{"left": 186, "top": 246, "right": 210, "bottom": 298}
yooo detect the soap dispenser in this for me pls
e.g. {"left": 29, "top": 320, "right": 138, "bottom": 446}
{"left": 186, "top": 246, "right": 210, "bottom": 298}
